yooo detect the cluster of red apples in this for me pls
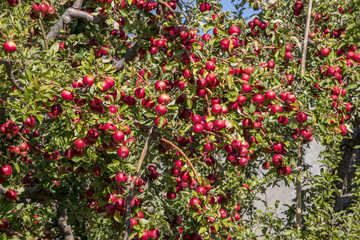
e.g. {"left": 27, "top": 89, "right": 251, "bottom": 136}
{"left": 1, "top": 0, "right": 358, "bottom": 238}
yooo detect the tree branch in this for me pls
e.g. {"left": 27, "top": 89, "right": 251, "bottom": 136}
{"left": 57, "top": 209, "right": 75, "bottom": 240}
{"left": 296, "top": 0, "right": 312, "bottom": 233}
{"left": 0, "top": 59, "right": 24, "bottom": 92}
{"left": 46, "top": 4, "right": 102, "bottom": 42}
{"left": 123, "top": 127, "right": 154, "bottom": 240}
{"left": 72, "top": 0, "right": 83, "bottom": 9}
{"left": 334, "top": 193, "right": 358, "bottom": 212}
{"left": 300, "top": 0, "right": 313, "bottom": 76}
{"left": 113, "top": 41, "right": 140, "bottom": 69}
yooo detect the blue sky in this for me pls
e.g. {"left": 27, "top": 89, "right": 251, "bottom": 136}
{"left": 220, "top": 0, "right": 258, "bottom": 19}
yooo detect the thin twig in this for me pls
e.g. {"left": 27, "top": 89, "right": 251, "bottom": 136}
{"left": 160, "top": 137, "right": 200, "bottom": 183}
{"left": 203, "top": 130, "right": 227, "bottom": 140}
{"left": 204, "top": 94, "right": 212, "bottom": 117}
{"left": 0, "top": 60, "right": 24, "bottom": 92}
{"left": 158, "top": 0, "right": 190, "bottom": 23}
{"left": 180, "top": 44, "right": 194, "bottom": 64}
{"left": 18, "top": 132, "right": 45, "bottom": 153}
{"left": 123, "top": 127, "right": 154, "bottom": 240}
{"left": 38, "top": 18, "right": 49, "bottom": 50}
{"left": 212, "top": 56, "right": 230, "bottom": 64}
{"left": 260, "top": 128, "right": 274, "bottom": 146}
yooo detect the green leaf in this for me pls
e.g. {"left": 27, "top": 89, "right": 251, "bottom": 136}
{"left": 249, "top": 103, "right": 256, "bottom": 113}
{"left": 114, "top": 210, "right": 122, "bottom": 223}
{"left": 206, "top": 115, "right": 215, "bottom": 122}
{"left": 13, "top": 162, "right": 20, "bottom": 173}
{"left": 198, "top": 226, "right": 206, "bottom": 234}
{"left": 119, "top": 104, "right": 129, "bottom": 113}
{"left": 186, "top": 99, "right": 193, "bottom": 109}
{"left": 25, "top": 68, "right": 32, "bottom": 81}
{"left": 24, "top": 87, "right": 30, "bottom": 100}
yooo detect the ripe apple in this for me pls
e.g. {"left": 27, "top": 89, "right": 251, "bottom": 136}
{"left": 41, "top": 3, "right": 48, "bottom": 13}
{"left": 74, "top": 139, "right": 85, "bottom": 149}
{"left": 220, "top": 39, "right": 230, "bottom": 50}
{"left": 158, "top": 93, "right": 170, "bottom": 105}
{"left": 199, "top": 3, "right": 211, "bottom": 12}
{"left": 3, "top": 41, "right": 16, "bottom": 53}
{"left": 61, "top": 90, "right": 73, "bottom": 101}
{"left": 320, "top": 47, "right": 330, "bottom": 56}
{"left": 0, "top": 220, "right": 9, "bottom": 230}
{"left": 155, "top": 81, "right": 166, "bottom": 91}
{"left": 0, "top": 165, "right": 12, "bottom": 178}
{"left": 7, "top": 0, "right": 19, "bottom": 7}
{"left": 189, "top": 198, "right": 201, "bottom": 209}
{"left": 5, "top": 190, "right": 17, "bottom": 202}
{"left": 149, "top": 229, "right": 160, "bottom": 239}
{"left": 117, "top": 146, "right": 129, "bottom": 159}
{"left": 229, "top": 25, "right": 241, "bottom": 36}
{"left": 47, "top": 6, "right": 56, "bottom": 15}
{"left": 155, "top": 104, "right": 167, "bottom": 116}
{"left": 271, "top": 104, "right": 283, "bottom": 114}
{"left": 211, "top": 104, "right": 222, "bottom": 115}
{"left": 193, "top": 124, "right": 204, "bottom": 133}
{"left": 253, "top": 94, "right": 264, "bottom": 104}
{"left": 32, "top": 3, "right": 42, "bottom": 12}
{"left": 112, "top": 131, "right": 125, "bottom": 143}
{"left": 115, "top": 172, "right": 128, "bottom": 183}
{"left": 205, "top": 61, "right": 216, "bottom": 71}
{"left": 135, "top": 88, "right": 146, "bottom": 99}
{"left": 83, "top": 75, "right": 94, "bottom": 87}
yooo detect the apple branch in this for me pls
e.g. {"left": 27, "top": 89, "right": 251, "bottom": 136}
{"left": 46, "top": 3, "right": 103, "bottom": 42}
{"left": 300, "top": 0, "right": 313, "bottom": 76}
{"left": 0, "top": 60, "right": 24, "bottom": 92}
{"left": 296, "top": 0, "right": 312, "bottom": 233}
{"left": 203, "top": 130, "right": 227, "bottom": 140}
{"left": 180, "top": 44, "right": 195, "bottom": 64}
{"left": 160, "top": 137, "right": 200, "bottom": 183}
{"left": 57, "top": 208, "right": 75, "bottom": 240}
{"left": 123, "top": 127, "right": 154, "bottom": 240}
{"left": 205, "top": 95, "right": 212, "bottom": 117}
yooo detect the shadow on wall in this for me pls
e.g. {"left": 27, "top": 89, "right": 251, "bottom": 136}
{"left": 253, "top": 141, "right": 324, "bottom": 216}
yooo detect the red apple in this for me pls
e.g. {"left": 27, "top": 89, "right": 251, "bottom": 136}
{"left": 117, "top": 146, "right": 129, "bottom": 158}
{"left": 3, "top": 41, "right": 16, "bottom": 53}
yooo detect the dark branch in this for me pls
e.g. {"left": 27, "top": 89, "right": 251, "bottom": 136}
{"left": 0, "top": 60, "right": 24, "bottom": 92}
{"left": 0, "top": 184, "right": 59, "bottom": 201}
{"left": 334, "top": 193, "right": 358, "bottom": 212}
{"left": 336, "top": 128, "right": 360, "bottom": 190}
{"left": 113, "top": 41, "right": 140, "bottom": 69}
{"left": 57, "top": 209, "right": 75, "bottom": 240}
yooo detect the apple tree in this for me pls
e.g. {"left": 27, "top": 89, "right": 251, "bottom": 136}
{"left": 0, "top": 0, "right": 360, "bottom": 239}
